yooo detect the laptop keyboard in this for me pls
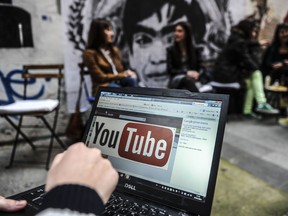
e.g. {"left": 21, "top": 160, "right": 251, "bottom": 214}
{"left": 15, "top": 185, "right": 190, "bottom": 216}
{"left": 21, "top": 186, "right": 45, "bottom": 209}
{"left": 103, "top": 192, "right": 171, "bottom": 216}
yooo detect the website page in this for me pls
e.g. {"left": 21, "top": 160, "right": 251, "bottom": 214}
{"left": 85, "top": 91, "right": 222, "bottom": 200}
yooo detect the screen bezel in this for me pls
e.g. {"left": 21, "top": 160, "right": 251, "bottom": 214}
{"left": 82, "top": 87, "right": 229, "bottom": 216}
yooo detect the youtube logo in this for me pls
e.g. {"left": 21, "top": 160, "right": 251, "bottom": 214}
{"left": 118, "top": 123, "right": 173, "bottom": 167}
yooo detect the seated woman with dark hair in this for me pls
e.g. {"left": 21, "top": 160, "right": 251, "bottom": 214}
{"left": 166, "top": 21, "right": 201, "bottom": 92}
{"left": 261, "top": 23, "right": 288, "bottom": 86}
{"left": 83, "top": 18, "right": 138, "bottom": 96}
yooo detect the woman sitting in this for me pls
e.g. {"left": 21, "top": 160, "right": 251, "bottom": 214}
{"left": 212, "top": 19, "right": 278, "bottom": 118}
{"left": 262, "top": 23, "right": 288, "bottom": 86}
{"left": 83, "top": 18, "right": 138, "bottom": 96}
{"left": 166, "top": 21, "right": 201, "bottom": 92}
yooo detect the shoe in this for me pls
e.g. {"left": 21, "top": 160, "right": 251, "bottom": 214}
{"left": 278, "top": 117, "right": 288, "bottom": 127}
{"left": 243, "top": 112, "right": 262, "bottom": 120}
{"left": 256, "top": 103, "right": 279, "bottom": 114}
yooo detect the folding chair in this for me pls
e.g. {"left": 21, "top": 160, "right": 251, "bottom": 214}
{"left": 79, "top": 62, "right": 95, "bottom": 104}
{"left": 0, "top": 64, "right": 67, "bottom": 169}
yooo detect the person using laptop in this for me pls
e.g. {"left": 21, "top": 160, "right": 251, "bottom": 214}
{"left": 83, "top": 18, "right": 139, "bottom": 97}
{"left": 1, "top": 143, "right": 118, "bottom": 215}
{"left": 38, "top": 142, "right": 118, "bottom": 216}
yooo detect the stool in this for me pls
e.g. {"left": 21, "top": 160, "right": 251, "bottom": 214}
{"left": 265, "top": 85, "right": 288, "bottom": 117}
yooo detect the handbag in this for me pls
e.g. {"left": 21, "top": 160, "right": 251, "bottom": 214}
{"left": 65, "top": 69, "right": 85, "bottom": 140}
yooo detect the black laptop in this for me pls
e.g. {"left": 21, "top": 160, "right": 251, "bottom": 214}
{"left": 4, "top": 87, "right": 229, "bottom": 216}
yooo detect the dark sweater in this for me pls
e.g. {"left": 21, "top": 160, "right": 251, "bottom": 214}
{"left": 38, "top": 184, "right": 104, "bottom": 215}
{"left": 212, "top": 28, "right": 262, "bottom": 84}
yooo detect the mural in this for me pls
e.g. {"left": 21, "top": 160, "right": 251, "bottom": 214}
{"left": 62, "top": 0, "right": 247, "bottom": 111}
{"left": 65, "top": 0, "right": 233, "bottom": 88}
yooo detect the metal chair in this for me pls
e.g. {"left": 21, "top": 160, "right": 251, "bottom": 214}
{"left": 79, "top": 62, "right": 95, "bottom": 104}
{"left": 0, "top": 64, "right": 67, "bottom": 169}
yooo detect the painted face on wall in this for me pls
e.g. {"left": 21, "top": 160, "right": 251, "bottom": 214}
{"left": 128, "top": 3, "right": 187, "bottom": 87}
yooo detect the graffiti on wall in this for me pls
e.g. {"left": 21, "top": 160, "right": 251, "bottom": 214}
{"left": 0, "top": 70, "right": 45, "bottom": 105}
{"left": 0, "top": 2, "right": 34, "bottom": 48}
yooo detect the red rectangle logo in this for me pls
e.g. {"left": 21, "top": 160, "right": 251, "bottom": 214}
{"left": 118, "top": 123, "right": 173, "bottom": 167}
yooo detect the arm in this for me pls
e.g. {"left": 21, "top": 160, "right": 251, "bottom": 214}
{"left": 83, "top": 49, "right": 126, "bottom": 84}
{"left": 37, "top": 143, "right": 119, "bottom": 216}
{"left": 186, "top": 47, "right": 202, "bottom": 80}
{"left": 166, "top": 47, "right": 187, "bottom": 76}
{"left": 261, "top": 46, "right": 287, "bottom": 71}
{"left": 234, "top": 40, "right": 259, "bottom": 73}
{"left": 113, "top": 47, "right": 138, "bottom": 79}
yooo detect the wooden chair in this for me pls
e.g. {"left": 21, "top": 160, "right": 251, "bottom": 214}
{"left": 0, "top": 64, "right": 67, "bottom": 169}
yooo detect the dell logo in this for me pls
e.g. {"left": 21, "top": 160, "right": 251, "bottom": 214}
{"left": 124, "top": 183, "right": 136, "bottom": 191}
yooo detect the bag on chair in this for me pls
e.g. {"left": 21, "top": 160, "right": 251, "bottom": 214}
{"left": 65, "top": 109, "right": 84, "bottom": 140}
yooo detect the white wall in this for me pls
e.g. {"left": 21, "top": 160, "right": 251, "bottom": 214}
{"left": 0, "top": 0, "right": 64, "bottom": 133}
{"left": 0, "top": 0, "right": 64, "bottom": 73}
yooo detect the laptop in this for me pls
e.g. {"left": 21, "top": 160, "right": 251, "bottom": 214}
{"left": 3, "top": 87, "right": 229, "bottom": 216}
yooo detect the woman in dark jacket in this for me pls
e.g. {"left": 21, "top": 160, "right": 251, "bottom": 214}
{"left": 212, "top": 19, "right": 278, "bottom": 118}
{"left": 261, "top": 23, "right": 288, "bottom": 85}
{"left": 166, "top": 22, "right": 201, "bottom": 92}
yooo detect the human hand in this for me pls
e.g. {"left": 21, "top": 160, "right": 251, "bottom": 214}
{"left": 187, "top": 70, "right": 200, "bottom": 80}
{"left": 259, "top": 39, "right": 270, "bottom": 47}
{"left": 272, "top": 62, "right": 283, "bottom": 69}
{"left": 0, "top": 196, "right": 27, "bottom": 212}
{"left": 125, "top": 70, "right": 138, "bottom": 79}
{"left": 45, "top": 143, "right": 119, "bottom": 204}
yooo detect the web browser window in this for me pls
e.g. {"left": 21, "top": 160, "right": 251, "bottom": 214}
{"left": 85, "top": 91, "right": 222, "bottom": 202}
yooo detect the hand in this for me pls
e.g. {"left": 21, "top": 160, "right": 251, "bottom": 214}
{"left": 45, "top": 143, "right": 119, "bottom": 204}
{"left": 284, "top": 59, "right": 288, "bottom": 65}
{"left": 187, "top": 70, "right": 200, "bottom": 80}
{"left": 124, "top": 70, "right": 138, "bottom": 79}
{"left": 0, "top": 196, "right": 27, "bottom": 212}
{"left": 259, "top": 39, "right": 270, "bottom": 47}
{"left": 272, "top": 62, "right": 283, "bottom": 69}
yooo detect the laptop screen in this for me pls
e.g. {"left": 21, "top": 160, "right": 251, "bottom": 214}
{"left": 83, "top": 87, "right": 228, "bottom": 215}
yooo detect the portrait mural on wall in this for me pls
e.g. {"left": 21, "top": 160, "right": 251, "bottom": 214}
{"left": 64, "top": 0, "right": 281, "bottom": 112}
{"left": 65, "top": 0, "right": 233, "bottom": 88}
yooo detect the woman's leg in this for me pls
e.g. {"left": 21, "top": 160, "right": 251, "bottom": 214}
{"left": 251, "top": 70, "right": 279, "bottom": 114}
{"left": 119, "top": 77, "right": 139, "bottom": 87}
{"left": 243, "top": 78, "right": 254, "bottom": 114}
{"left": 107, "top": 82, "right": 121, "bottom": 87}
{"left": 251, "top": 70, "right": 266, "bottom": 104}
{"left": 179, "top": 77, "right": 199, "bottom": 92}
